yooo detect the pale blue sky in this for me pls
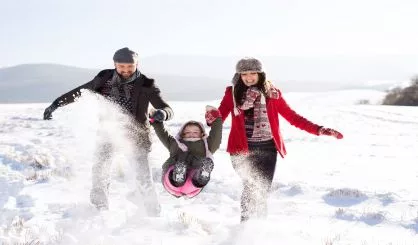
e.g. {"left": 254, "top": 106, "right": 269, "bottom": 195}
{"left": 1, "top": 0, "right": 418, "bottom": 68}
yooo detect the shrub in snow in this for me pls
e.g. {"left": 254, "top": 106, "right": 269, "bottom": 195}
{"left": 382, "top": 76, "right": 418, "bottom": 106}
{"left": 356, "top": 99, "right": 370, "bottom": 105}
{"left": 326, "top": 188, "right": 367, "bottom": 199}
{"left": 323, "top": 188, "right": 368, "bottom": 207}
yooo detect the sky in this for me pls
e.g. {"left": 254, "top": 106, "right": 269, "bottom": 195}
{"left": 2, "top": 0, "right": 418, "bottom": 68}
{"left": 0, "top": 90, "right": 417, "bottom": 244}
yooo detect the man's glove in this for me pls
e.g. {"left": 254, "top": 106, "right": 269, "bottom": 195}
{"left": 318, "top": 127, "right": 343, "bottom": 139}
{"left": 150, "top": 109, "right": 167, "bottom": 122}
{"left": 43, "top": 103, "right": 58, "bottom": 120}
{"left": 205, "top": 105, "right": 221, "bottom": 126}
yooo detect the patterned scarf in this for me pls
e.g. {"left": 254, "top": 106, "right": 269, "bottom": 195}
{"left": 237, "top": 83, "right": 279, "bottom": 142}
{"left": 108, "top": 70, "right": 140, "bottom": 100}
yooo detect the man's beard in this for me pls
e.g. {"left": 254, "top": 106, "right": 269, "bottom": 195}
{"left": 119, "top": 72, "right": 134, "bottom": 80}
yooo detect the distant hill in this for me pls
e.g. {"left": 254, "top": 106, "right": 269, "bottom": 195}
{"left": 2, "top": 54, "right": 414, "bottom": 103}
{"left": 0, "top": 64, "right": 98, "bottom": 103}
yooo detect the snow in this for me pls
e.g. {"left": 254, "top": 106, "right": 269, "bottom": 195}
{"left": 0, "top": 89, "right": 417, "bottom": 245}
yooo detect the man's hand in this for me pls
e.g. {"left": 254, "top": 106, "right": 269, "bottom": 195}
{"left": 149, "top": 109, "right": 167, "bottom": 122}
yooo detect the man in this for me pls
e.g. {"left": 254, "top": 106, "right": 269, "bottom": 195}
{"left": 43, "top": 47, "right": 173, "bottom": 215}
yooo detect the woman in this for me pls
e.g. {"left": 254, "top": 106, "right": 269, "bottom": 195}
{"left": 217, "top": 57, "right": 343, "bottom": 222}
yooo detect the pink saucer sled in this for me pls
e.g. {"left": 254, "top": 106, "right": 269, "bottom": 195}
{"left": 163, "top": 165, "right": 202, "bottom": 198}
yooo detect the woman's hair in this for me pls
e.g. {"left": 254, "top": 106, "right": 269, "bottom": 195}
{"left": 234, "top": 72, "right": 267, "bottom": 106}
{"left": 181, "top": 121, "right": 204, "bottom": 138}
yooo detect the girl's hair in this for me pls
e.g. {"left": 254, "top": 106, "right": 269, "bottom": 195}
{"left": 181, "top": 121, "right": 204, "bottom": 138}
{"left": 234, "top": 72, "right": 267, "bottom": 106}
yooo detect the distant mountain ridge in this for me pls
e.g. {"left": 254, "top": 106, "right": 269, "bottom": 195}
{"left": 1, "top": 54, "right": 415, "bottom": 103}
{"left": 0, "top": 64, "right": 98, "bottom": 103}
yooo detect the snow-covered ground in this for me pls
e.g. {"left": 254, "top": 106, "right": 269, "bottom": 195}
{"left": 1, "top": 89, "right": 417, "bottom": 245}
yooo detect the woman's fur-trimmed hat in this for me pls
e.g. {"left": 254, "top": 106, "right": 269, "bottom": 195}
{"left": 235, "top": 57, "right": 263, "bottom": 74}
{"left": 232, "top": 57, "right": 264, "bottom": 85}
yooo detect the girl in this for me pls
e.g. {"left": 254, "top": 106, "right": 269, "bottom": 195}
{"left": 150, "top": 106, "right": 222, "bottom": 197}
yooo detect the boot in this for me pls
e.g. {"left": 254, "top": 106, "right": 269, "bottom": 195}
{"left": 192, "top": 158, "right": 214, "bottom": 187}
{"left": 170, "top": 161, "right": 187, "bottom": 187}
